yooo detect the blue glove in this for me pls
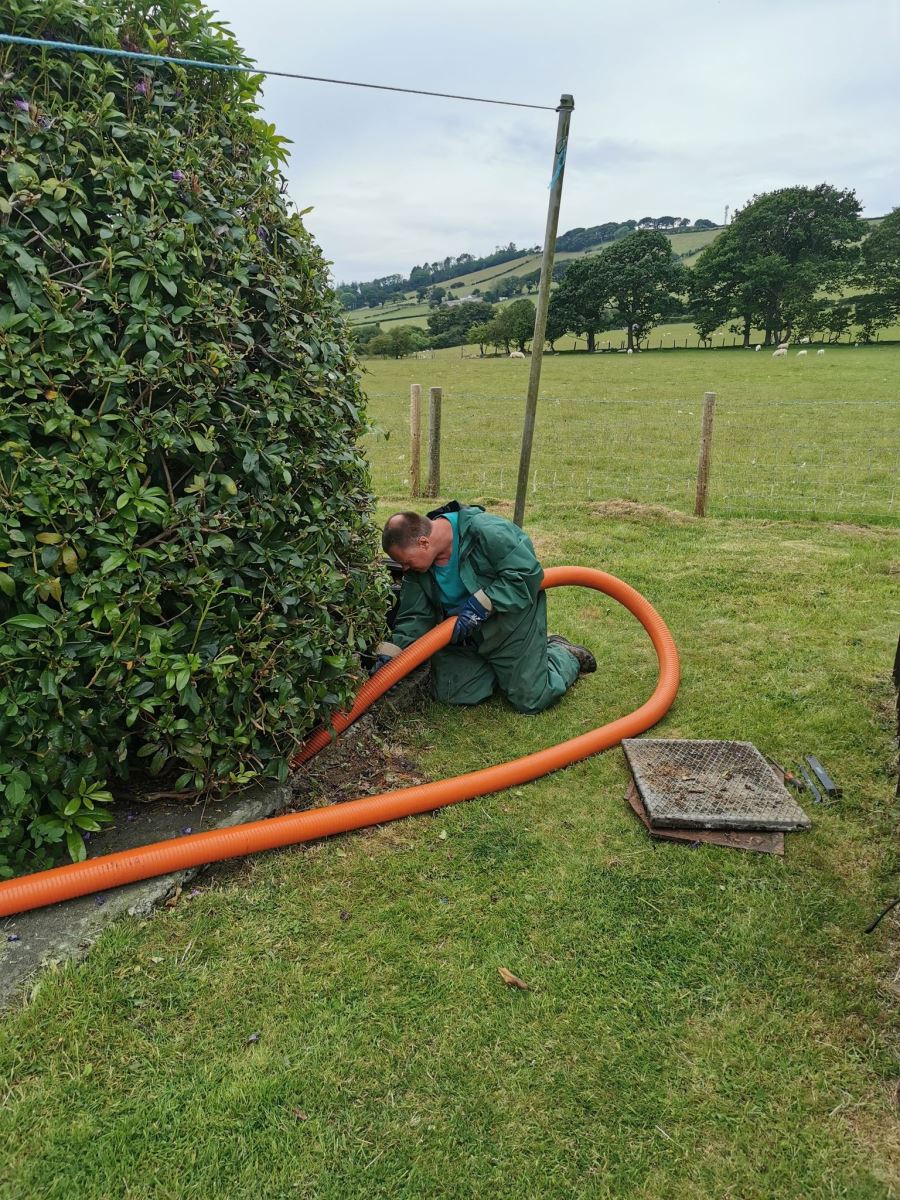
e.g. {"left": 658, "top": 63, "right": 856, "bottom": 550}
{"left": 369, "top": 654, "right": 392, "bottom": 676}
{"left": 451, "top": 594, "right": 490, "bottom": 645}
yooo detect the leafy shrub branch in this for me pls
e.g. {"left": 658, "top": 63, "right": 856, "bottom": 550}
{"left": 0, "top": 0, "right": 388, "bottom": 876}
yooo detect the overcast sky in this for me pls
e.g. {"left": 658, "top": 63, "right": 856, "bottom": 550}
{"left": 211, "top": 0, "right": 899, "bottom": 284}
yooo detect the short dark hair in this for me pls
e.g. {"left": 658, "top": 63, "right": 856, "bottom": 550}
{"left": 382, "top": 512, "right": 432, "bottom": 554}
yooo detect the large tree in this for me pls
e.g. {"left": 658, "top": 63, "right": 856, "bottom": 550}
{"left": 468, "top": 321, "right": 494, "bottom": 356}
{"left": 366, "top": 326, "right": 427, "bottom": 358}
{"left": 495, "top": 298, "right": 536, "bottom": 353}
{"left": 426, "top": 300, "right": 494, "bottom": 349}
{"left": 689, "top": 225, "right": 756, "bottom": 344}
{"left": 549, "top": 256, "right": 610, "bottom": 352}
{"left": 691, "top": 184, "right": 863, "bottom": 345}
{"left": 592, "top": 230, "right": 688, "bottom": 351}
{"left": 544, "top": 301, "right": 570, "bottom": 352}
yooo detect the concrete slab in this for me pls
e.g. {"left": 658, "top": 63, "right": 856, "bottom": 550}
{"left": 0, "top": 670, "right": 430, "bottom": 1012}
{"left": 0, "top": 777, "right": 292, "bottom": 1011}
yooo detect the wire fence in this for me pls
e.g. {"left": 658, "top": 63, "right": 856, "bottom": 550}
{"left": 365, "top": 375, "right": 899, "bottom": 524}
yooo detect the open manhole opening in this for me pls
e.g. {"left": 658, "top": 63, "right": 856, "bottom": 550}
{"left": 622, "top": 739, "right": 811, "bottom": 832}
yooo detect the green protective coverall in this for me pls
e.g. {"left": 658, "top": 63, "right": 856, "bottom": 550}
{"left": 377, "top": 501, "right": 580, "bottom": 713}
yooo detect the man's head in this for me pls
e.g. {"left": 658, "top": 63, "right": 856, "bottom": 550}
{"left": 382, "top": 512, "right": 438, "bottom": 572}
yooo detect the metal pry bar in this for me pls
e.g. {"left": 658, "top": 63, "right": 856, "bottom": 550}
{"left": 796, "top": 761, "right": 822, "bottom": 804}
{"left": 805, "top": 755, "right": 841, "bottom": 798}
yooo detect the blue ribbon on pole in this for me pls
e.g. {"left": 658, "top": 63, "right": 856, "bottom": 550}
{"left": 548, "top": 139, "right": 567, "bottom": 190}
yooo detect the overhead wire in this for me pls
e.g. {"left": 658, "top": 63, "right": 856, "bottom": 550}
{"left": 0, "top": 34, "right": 556, "bottom": 110}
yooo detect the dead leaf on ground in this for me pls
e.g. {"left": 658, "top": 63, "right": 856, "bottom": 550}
{"left": 164, "top": 884, "right": 183, "bottom": 908}
{"left": 292, "top": 1108, "right": 309, "bottom": 1122}
{"left": 498, "top": 967, "right": 530, "bottom": 990}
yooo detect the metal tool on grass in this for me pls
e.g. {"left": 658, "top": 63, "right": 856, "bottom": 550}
{"left": 804, "top": 755, "right": 841, "bottom": 799}
{"left": 795, "top": 761, "right": 823, "bottom": 805}
{"left": 765, "top": 756, "right": 803, "bottom": 791}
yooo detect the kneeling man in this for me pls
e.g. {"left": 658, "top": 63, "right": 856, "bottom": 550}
{"left": 373, "top": 501, "right": 595, "bottom": 714}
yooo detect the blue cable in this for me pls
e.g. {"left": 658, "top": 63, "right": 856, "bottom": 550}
{"left": 0, "top": 33, "right": 555, "bottom": 110}
{"left": 0, "top": 32, "right": 242, "bottom": 73}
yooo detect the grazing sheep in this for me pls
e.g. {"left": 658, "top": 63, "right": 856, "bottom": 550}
{"left": 797, "top": 349, "right": 808, "bottom": 357}
{"left": 626, "top": 348, "right": 633, "bottom": 355}
{"left": 777, "top": 342, "right": 789, "bottom": 350}
{"left": 755, "top": 344, "right": 762, "bottom": 351}
{"left": 508, "top": 350, "right": 526, "bottom": 359}
{"left": 799, "top": 336, "right": 810, "bottom": 344}
{"left": 817, "top": 348, "right": 825, "bottom": 355}
{"left": 772, "top": 348, "right": 787, "bottom": 358}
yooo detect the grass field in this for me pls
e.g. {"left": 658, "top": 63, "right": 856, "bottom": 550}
{"left": 1, "top": 353, "right": 898, "bottom": 1197}
{"left": 364, "top": 345, "right": 899, "bottom": 524}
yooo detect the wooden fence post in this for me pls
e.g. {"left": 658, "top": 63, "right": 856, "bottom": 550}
{"left": 426, "top": 386, "right": 442, "bottom": 498}
{"left": 694, "top": 391, "right": 717, "bottom": 517}
{"left": 409, "top": 383, "right": 421, "bottom": 498}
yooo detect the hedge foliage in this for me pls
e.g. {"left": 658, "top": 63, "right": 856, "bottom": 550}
{"left": 0, "top": 0, "right": 388, "bottom": 876}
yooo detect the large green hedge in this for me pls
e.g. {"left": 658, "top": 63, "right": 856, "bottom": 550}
{"left": 0, "top": 0, "right": 388, "bottom": 876}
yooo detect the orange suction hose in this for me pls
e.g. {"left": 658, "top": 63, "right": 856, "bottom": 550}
{"left": 0, "top": 567, "right": 679, "bottom": 917}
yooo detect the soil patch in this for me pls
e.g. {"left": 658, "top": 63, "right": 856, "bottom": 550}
{"left": 590, "top": 499, "right": 695, "bottom": 524}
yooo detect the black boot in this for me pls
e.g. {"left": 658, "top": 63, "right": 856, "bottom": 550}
{"left": 548, "top": 634, "right": 597, "bottom": 676}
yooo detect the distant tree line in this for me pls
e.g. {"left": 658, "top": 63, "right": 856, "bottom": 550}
{"left": 478, "top": 261, "right": 569, "bottom": 304}
{"left": 554, "top": 216, "right": 717, "bottom": 253}
{"left": 353, "top": 187, "right": 899, "bottom": 356}
{"left": 354, "top": 296, "right": 542, "bottom": 359}
{"left": 337, "top": 217, "right": 720, "bottom": 311}
{"left": 336, "top": 242, "right": 538, "bottom": 311}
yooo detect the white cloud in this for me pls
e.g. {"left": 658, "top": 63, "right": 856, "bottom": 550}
{"left": 212, "top": 0, "right": 900, "bottom": 281}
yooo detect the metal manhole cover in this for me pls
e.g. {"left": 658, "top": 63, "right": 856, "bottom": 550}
{"left": 621, "top": 739, "right": 811, "bottom": 832}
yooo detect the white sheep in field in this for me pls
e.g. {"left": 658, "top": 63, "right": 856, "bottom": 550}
{"left": 799, "top": 336, "right": 810, "bottom": 344}
{"left": 817, "top": 348, "right": 825, "bottom": 355}
{"left": 797, "top": 349, "right": 808, "bottom": 357}
{"left": 626, "top": 348, "right": 633, "bottom": 355}
{"left": 508, "top": 350, "right": 526, "bottom": 359}
{"left": 755, "top": 344, "right": 762, "bottom": 351}
{"left": 772, "top": 347, "right": 787, "bottom": 358}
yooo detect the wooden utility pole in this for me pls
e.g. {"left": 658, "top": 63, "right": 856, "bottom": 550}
{"left": 426, "top": 386, "right": 442, "bottom": 498}
{"left": 694, "top": 391, "right": 717, "bottom": 517}
{"left": 409, "top": 383, "right": 421, "bottom": 497}
{"left": 513, "top": 93, "right": 574, "bottom": 528}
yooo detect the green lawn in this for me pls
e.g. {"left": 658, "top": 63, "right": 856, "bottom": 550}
{"left": 1, "top": 356, "right": 898, "bottom": 1198}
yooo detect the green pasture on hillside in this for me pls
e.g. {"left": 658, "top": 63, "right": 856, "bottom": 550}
{"left": 345, "top": 218, "right": 886, "bottom": 327}
{"left": 345, "top": 227, "right": 723, "bottom": 327}
{"left": 363, "top": 345, "right": 899, "bottom": 524}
